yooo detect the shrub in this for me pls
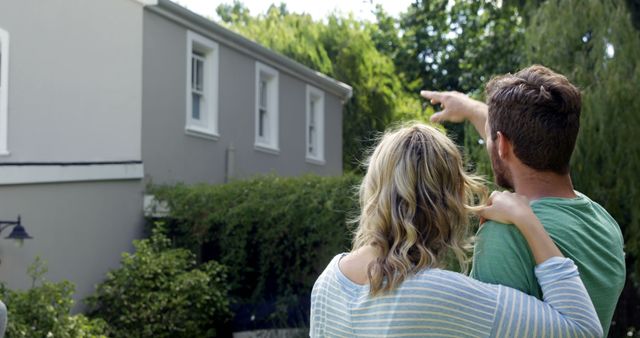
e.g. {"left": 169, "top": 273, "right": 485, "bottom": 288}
{"left": 0, "top": 257, "right": 109, "bottom": 338}
{"left": 87, "top": 226, "right": 231, "bottom": 338}
{"left": 149, "top": 174, "right": 361, "bottom": 329}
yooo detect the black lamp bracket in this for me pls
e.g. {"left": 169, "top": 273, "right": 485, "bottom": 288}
{"left": 0, "top": 215, "right": 21, "bottom": 233}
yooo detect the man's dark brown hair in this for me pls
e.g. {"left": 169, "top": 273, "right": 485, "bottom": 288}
{"left": 486, "top": 65, "right": 581, "bottom": 175}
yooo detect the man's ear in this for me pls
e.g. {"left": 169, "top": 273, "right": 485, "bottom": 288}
{"left": 496, "top": 131, "right": 512, "bottom": 160}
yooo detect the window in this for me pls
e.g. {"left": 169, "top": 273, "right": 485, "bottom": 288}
{"left": 306, "top": 85, "right": 325, "bottom": 164}
{"left": 254, "top": 62, "right": 279, "bottom": 153}
{"left": 186, "top": 30, "right": 219, "bottom": 140}
{"left": 0, "top": 28, "right": 9, "bottom": 155}
{"left": 191, "top": 51, "right": 205, "bottom": 121}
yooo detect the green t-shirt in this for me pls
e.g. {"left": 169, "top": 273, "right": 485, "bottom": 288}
{"left": 471, "top": 191, "right": 625, "bottom": 337}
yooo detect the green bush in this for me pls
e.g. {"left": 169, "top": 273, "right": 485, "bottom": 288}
{"left": 0, "top": 257, "right": 109, "bottom": 338}
{"left": 87, "top": 226, "right": 231, "bottom": 338}
{"left": 149, "top": 174, "right": 361, "bottom": 328}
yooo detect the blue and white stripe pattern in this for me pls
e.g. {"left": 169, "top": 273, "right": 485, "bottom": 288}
{"left": 310, "top": 255, "right": 602, "bottom": 337}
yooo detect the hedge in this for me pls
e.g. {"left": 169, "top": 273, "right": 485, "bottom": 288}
{"left": 149, "top": 174, "right": 361, "bottom": 329}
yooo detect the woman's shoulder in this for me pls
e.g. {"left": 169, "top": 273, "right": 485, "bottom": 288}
{"left": 312, "top": 254, "right": 348, "bottom": 291}
{"left": 315, "top": 253, "right": 344, "bottom": 277}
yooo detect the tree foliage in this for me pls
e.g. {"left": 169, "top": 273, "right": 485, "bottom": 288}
{"left": 396, "top": 0, "right": 525, "bottom": 144}
{"left": 397, "top": 0, "right": 525, "bottom": 94}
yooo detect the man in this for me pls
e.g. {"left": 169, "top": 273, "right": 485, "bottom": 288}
{"left": 422, "top": 65, "right": 625, "bottom": 336}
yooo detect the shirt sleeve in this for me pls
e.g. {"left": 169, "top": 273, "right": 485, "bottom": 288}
{"left": 0, "top": 300, "right": 6, "bottom": 338}
{"left": 310, "top": 265, "right": 329, "bottom": 338}
{"left": 490, "top": 257, "right": 603, "bottom": 337}
{"left": 471, "top": 220, "right": 540, "bottom": 298}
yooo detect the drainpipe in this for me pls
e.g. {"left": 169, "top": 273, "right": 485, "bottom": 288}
{"left": 225, "top": 143, "right": 235, "bottom": 183}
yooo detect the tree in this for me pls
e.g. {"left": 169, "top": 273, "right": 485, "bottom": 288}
{"left": 626, "top": 0, "right": 640, "bottom": 30}
{"left": 398, "top": 0, "right": 525, "bottom": 95}
{"left": 504, "top": 0, "right": 640, "bottom": 334}
{"left": 397, "top": 0, "right": 526, "bottom": 147}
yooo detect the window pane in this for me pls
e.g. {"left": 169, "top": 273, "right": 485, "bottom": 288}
{"left": 309, "top": 125, "right": 315, "bottom": 154}
{"left": 195, "top": 59, "right": 204, "bottom": 91}
{"left": 197, "top": 59, "right": 204, "bottom": 91}
{"left": 259, "top": 108, "right": 269, "bottom": 138}
{"left": 309, "top": 100, "right": 316, "bottom": 155}
{"left": 192, "top": 93, "right": 201, "bottom": 120}
{"left": 260, "top": 80, "right": 267, "bottom": 108}
{"left": 192, "top": 53, "right": 205, "bottom": 92}
{"left": 310, "top": 105, "right": 316, "bottom": 125}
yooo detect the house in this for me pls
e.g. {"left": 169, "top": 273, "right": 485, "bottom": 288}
{"left": 143, "top": 0, "right": 352, "bottom": 185}
{"left": 0, "top": 0, "right": 351, "bottom": 308}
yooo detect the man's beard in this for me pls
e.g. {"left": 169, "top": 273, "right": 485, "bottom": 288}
{"left": 490, "top": 145, "right": 514, "bottom": 190}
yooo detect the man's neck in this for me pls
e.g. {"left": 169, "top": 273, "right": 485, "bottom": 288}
{"left": 512, "top": 169, "right": 576, "bottom": 201}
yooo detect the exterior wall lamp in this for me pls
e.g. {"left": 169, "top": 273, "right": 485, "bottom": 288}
{"left": 0, "top": 215, "right": 33, "bottom": 246}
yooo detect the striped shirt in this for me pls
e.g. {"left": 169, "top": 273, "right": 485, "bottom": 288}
{"left": 310, "top": 255, "right": 602, "bottom": 337}
{"left": 0, "top": 300, "right": 5, "bottom": 338}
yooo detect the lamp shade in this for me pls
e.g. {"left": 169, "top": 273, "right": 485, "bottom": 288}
{"left": 6, "top": 224, "right": 32, "bottom": 240}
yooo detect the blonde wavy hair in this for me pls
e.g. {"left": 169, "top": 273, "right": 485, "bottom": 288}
{"left": 353, "top": 122, "right": 487, "bottom": 295}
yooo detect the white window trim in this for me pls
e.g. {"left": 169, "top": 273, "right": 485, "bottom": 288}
{"left": 186, "top": 30, "right": 219, "bottom": 141}
{"left": 0, "top": 28, "right": 10, "bottom": 156}
{"left": 254, "top": 62, "right": 279, "bottom": 154}
{"left": 306, "top": 85, "right": 325, "bottom": 165}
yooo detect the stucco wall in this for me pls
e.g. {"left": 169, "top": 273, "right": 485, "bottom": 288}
{"left": 0, "top": 180, "right": 144, "bottom": 310}
{"left": 142, "top": 10, "right": 343, "bottom": 185}
{"left": 0, "top": 0, "right": 143, "bottom": 162}
{"left": 0, "top": 0, "right": 147, "bottom": 311}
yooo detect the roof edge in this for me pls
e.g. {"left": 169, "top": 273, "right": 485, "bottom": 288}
{"left": 151, "top": 0, "right": 353, "bottom": 101}
{"left": 129, "top": 0, "right": 158, "bottom": 6}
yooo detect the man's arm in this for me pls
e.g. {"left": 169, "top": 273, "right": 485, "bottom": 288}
{"left": 420, "top": 90, "right": 488, "bottom": 140}
{"left": 470, "top": 220, "right": 542, "bottom": 299}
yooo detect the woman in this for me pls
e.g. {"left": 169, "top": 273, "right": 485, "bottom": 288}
{"left": 0, "top": 300, "right": 5, "bottom": 338}
{"left": 310, "top": 123, "right": 602, "bottom": 337}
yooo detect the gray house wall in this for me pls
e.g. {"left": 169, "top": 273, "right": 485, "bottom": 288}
{"left": 142, "top": 8, "right": 344, "bottom": 185}
{"left": 0, "top": 0, "right": 147, "bottom": 310}
{"left": 0, "top": 0, "right": 143, "bottom": 162}
{"left": 0, "top": 181, "right": 144, "bottom": 309}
